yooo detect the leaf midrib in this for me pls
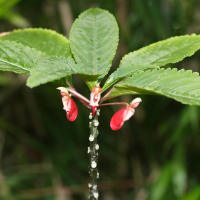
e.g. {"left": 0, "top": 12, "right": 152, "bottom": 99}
{"left": 0, "top": 58, "right": 30, "bottom": 72}
{"left": 93, "top": 10, "right": 97, "bottom": 74}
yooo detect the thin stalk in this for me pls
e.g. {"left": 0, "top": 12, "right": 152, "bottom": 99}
{"left": 88, "top": 109, "right": 100, "bottom": 200}
{"left": 99, "top": 102, "right": 128, "bottom": 107}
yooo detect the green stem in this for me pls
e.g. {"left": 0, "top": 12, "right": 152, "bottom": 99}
{"left": 88, "top": 109, "right": 100, "bottom": 200}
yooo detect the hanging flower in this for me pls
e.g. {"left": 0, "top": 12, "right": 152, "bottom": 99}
{"left": 57, "top": 87, "right": 78, "bottom": 121}
{"left": 90, "top": 86, "right": 101, "bottom": 116}
{"left": 110, "top": 98, "right": 142, "bottom": 130}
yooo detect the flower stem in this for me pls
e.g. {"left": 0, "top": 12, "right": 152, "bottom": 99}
{"left": 88, "top": 109, "right": 100, "bottom": 200}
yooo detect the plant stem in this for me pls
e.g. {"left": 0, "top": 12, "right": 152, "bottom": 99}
{"left": 88, "top": 109, "right": 100, "bottom": 200}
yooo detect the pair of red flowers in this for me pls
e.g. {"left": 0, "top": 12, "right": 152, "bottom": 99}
{"left": 58, "top": 86, "right": 141, "bottom": 130}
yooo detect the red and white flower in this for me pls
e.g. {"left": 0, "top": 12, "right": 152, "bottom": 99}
{"left": 58, "top": 87, "right": 78, "bottom": 121}
{"left": 110, "top": 98, "right": 142, "bottom": 131}
{"left": 90, "top": 86, "right": 101, "bottom": 116}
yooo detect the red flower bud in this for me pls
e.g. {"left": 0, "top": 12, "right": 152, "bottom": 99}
{"left": 110, "top": 107, "right": 135, "bottom": 130}
{"left": 110, "top": 98, "right": 142, "bottom": 131}
{"left": 58, "top": 87, "right": 78, "bottom": 121}
{"left": 92, "top": 86, "right": 102, "bottom": 93}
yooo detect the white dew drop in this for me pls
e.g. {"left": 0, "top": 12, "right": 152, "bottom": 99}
{"left": 91, "top": 161, "right": 97, "bottom": 168}
{"left": 88, "top": 183, "right": 92, "bottom": 188}
{"left": 95, "top": 144, "right": 99, "bottom": 150}
{"left": 89, "top": 135, "right": 94, "bottom": 141}
{"left": 87, "top": 147, "right": 91, "bottom": 153}
{"left": 94, "top": 120, "right": 99, "bottom": 126}
{"left": 94, "top": 192, "right": 99, "bottom": 198}
{"left": 89, "top": 113, "right": 92, "bottom": 119}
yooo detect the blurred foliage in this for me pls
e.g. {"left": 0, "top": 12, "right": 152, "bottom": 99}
{"left": 1, "top": 0, "right": 200, "bottom": 200}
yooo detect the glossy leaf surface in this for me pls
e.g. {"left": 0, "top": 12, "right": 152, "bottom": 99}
{"left": 108, "top": 68, "right": 200, "bottom": 106}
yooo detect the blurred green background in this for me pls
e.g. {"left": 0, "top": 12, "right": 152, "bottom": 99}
{"left": 1, "top": 0, "right": 200, "bottom": 199}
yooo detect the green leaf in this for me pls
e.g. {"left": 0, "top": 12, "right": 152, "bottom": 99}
{"left": 120, "top": 34, "right": 200, "bottom": 68}
{"left": 69, "top": 8, "right": 119, "bottom": 88}
{"left": 1, "top": 28, "right": 74, "bottom": 86}
{"left": 0, "top": 40, "right": 44, "bottom": 75}
{"left": 0, "top": 0, "right": 21, "bottom": 18}
{"left": 102, "top": 64, "right": 159, "bottom": 92}
{"left": 107, "top": 68, "right": 200, "bottom": 106}
{"left": 1, "top": 28, "right": 71, "bottom": 58}
{"left": 149, "top": 164, "right": 172, "bottom": 200}
{"left": 3, "top": 10, "right": 31, "bottom": 28}
{"left": 178, "top": 186, "right": 200, "bottom": 200}
{"left": 27, "top": 56, "right": 99, "bottom": 88}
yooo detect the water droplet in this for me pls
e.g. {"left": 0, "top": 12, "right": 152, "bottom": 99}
{"left": 94, "top": 192, "right": 99, "bottom": 198}
{"left": 95, "top": 144, "right": 99, "bottom": 150}
{"left": 91, "top": 161, "right": 97, "bottom": 168}
{"left": 89, "top": 135, "right": 94, "bottom": 141}
{"left": 94, "top": 96, "right": 98, "bottom": 99}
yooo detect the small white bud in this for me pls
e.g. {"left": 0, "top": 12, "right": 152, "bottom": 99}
{"left": 89, "top": 135, "right": 94, "bottom": 141}
{"left": 91, "top": 161, "right": 97, "bottom": 168}
{"left": 94, "top": 192, "right": 99, "bottom": 198}
{"left": 93, "top": 185, "right": 97, "bottom": 189}
{"left": 94, "top": 120, "right": 99, "bottom": 126}
{"left": 88, "top": 183, "right": 92, "bottom": 188}
{"left": 89, "top": 113, "right": 92, "bottom": 119}
{"left": 87, "top": 147, "right": 91, "bottom": 153}
{"left": 97, "top": 173, "right": 99, "bottom": 178}
{"left": 96, "top": 110, "right": 100, "bottom": 116}
{"left": 95, "top": 144, "right": 99, "bottom": 150}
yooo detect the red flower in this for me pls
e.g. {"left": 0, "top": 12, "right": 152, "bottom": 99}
{"left": 90, "top": 86, "right": 101, "bottom": 116}
{"left": 58, "top": 87, "right": 78, "bottom": 121}
{"left": 110, "top": 98, "right": 142, "bottom": 130}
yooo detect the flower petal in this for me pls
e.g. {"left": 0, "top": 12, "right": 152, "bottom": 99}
{"left": 130, "top": 97, "right": 142, "bottom": 108}
{"left": 91, "top": 106, "right": 97, "bottom": 117}
{"left": 57, "top": 87, "right": 69, "bottom": 96}
{"left": 110, "top": 107, "right": 135, "bottom": 131}
{"left": 90, "top": 92, "right": 101, "bottom": 107}
{"left": 66, "top": 97, "right": 78, "bottom": 121}
{"left": 62, "top": 96, "right": 71, "bottom": 111}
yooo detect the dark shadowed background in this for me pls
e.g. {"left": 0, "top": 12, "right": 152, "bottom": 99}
{"left": 1, "top": 0, "right": 200, "bottom": 199}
